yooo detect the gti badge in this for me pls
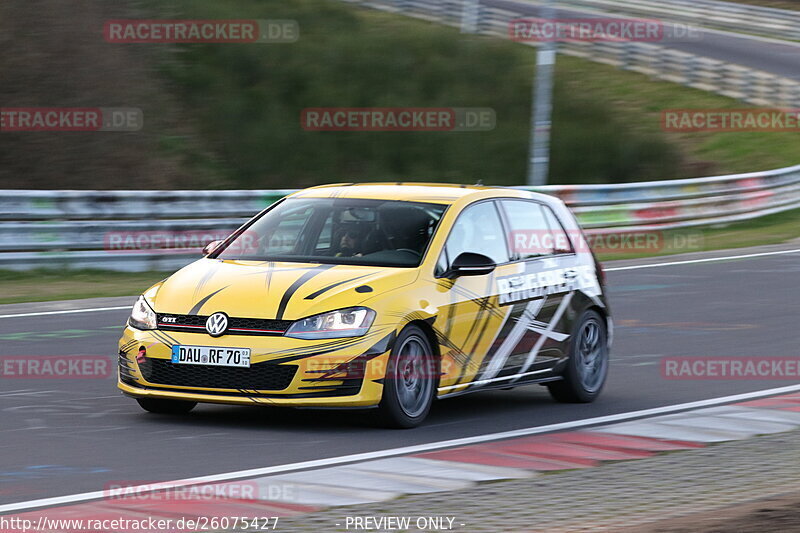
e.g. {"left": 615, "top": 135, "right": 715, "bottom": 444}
{"left": 205, "top": 312, "right": 228, "bottom": 337}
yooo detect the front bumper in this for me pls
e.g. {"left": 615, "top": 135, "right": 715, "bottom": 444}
{"left": 117, "top": 325, "right": 393, "bottom": 408}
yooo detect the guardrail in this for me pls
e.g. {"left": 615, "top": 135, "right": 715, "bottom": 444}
{"left": 541, "top": 165, "right": 800, "bottom": 230}
{"left": 0, "top": 190, "right": 294, "bottom": 221}
{"left": 384, "top": 0, "right": 800, "bottom": 42}
{"left": 2, "top": 164, "right": 799, "bottom": 271}
{"left": 345, "top": 0, "right": 800, "bottom": 108}
{"left": 519, "top": 0, "right": 800, "bottom": 42}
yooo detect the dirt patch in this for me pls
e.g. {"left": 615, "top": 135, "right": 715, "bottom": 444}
{"left": 622, "top": 493, "right": 800, "bottom": 533}
{"left": 0, "top": 0, "right": 220, "bottom": 189}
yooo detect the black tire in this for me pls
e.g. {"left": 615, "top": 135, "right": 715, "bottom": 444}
{"left": 136, "top": 398, "right": 197, "bottom": 414}
{"left": 377, "top": 325, "right": 438, "bottom": 429}
{"left": 547, "top": 309, "right": 609, "bottom": 403}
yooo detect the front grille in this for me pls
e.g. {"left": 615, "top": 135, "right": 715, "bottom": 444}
{"left": 138, "top": 358, "right": 297, "bottom": 391}
{"left": 157, "top": 314, "right": 292, "bottom": 336}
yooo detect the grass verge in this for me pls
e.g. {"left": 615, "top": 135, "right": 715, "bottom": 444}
{"left": 594, "top": 207, "right": 800, "bottom": 261}
{"left": 724, "top": 0, "right": 799, "bottom": 10}
{"left": 0, "top": 271, "right": 168, "bottom": 306}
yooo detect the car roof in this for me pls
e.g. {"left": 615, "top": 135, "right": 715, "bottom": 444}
{"left": 287, "top": 182, "right": 546, "bottom": 205}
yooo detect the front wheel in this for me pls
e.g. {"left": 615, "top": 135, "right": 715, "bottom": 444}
{"left": 377, "top": 325, "right": 437, "bottom": 429}
{"left": 136, "top": 398, "right": 197, "bottom": 414}
{"left": 547, "top": 309, "right": 609, "bottom": 403}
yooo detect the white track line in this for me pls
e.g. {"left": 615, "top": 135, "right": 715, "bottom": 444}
{"left": 0, "top": 306, "right": 130, "bottom": 319}
{"left": 605, "top": 248, "right": 800, "bottom": 272}
{"left": 2, "top": 247, "right": 798, "bottom": 319}
{"left": 3, "top": 383, "right": 800, "bottom": 514}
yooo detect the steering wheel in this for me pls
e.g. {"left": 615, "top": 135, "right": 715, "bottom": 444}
{"left": 364, "top": 227, "right": 392, "bottom": 254}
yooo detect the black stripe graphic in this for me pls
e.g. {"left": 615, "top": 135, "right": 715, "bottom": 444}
{"left": 121, "top": 340, "right": 138, "bottom": 353}
{"left": 265, "top": 261, "right": 275, "bottom": 292}
{"left": 150, "top": 329, "right": 181, "bottom": 348}
{"left": 304, "top": 274, "right": 371, "bottom": 300}
{"left": 188, "top": 286, "right": 229, "bottom": 315}
{"left": 193, "top": 261, "right": 222, "bottom": 301}
{"left": 267, "top": 340, "right": 363, "bottom": 364}
{"left": 455, "top": 275, "right": 497, "bottom": 383}
{"left": 266, "top": 327, "right": 392, "bottom": 364}
{"left": 275, "top": 265, "right": 336, "bottom": 319}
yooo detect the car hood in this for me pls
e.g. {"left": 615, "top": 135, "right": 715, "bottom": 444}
{"left": 150, "top": 258, "right": 418, "bottom": 320}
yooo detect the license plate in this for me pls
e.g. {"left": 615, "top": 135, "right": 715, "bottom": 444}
{"left": 171, "top": 345, "right": 251, "bottom": 368}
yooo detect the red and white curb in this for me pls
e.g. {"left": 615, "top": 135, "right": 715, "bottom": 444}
{"left": 4, "top": 393, "right": 800, "bottom": 531}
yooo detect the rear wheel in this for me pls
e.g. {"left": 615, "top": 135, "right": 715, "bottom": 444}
{"left": 547, "top": 310, "right": 609, "bottom": 403}
{"left": 377, "top": 325, "right": 437, "bottom": 429}
{"left": 136, "top": 398, "right": 197, "bottom": 414}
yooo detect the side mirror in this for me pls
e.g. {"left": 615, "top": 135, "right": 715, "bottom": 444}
{"left": 445, "top": 252, "right": 496, "bottom": 279}
{"left": 202, "top": 239, "right": 224, "bottom": 256}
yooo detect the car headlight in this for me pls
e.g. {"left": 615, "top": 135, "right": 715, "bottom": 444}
{"left": 285, "top": 307, "right": 375, "bottom": 339}
{"left": 129, "top": 295, "right": 157, "bottom": 330}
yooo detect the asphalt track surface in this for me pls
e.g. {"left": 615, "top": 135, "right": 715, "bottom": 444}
{"left": 489, "top": 0, "right": 800, "bottom": 79}
{"left": 0, "top": 248, "right": 798, "bottom": 508}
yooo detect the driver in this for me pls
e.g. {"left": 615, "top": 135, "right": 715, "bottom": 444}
{"left": 336, "top": 228, "right": 364, "bottom": 257}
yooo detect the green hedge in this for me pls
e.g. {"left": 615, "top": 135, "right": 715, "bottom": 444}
{"left": 154, "top": 0, "right": 681, "bottom": 187}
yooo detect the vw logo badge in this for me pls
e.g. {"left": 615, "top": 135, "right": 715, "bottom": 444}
{"left": 205, "top": 312, "right": 228, "bottom": 337}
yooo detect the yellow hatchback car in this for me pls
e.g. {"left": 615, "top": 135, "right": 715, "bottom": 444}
{"left": 118, "top": 183, "right": 611, "bottom": 427}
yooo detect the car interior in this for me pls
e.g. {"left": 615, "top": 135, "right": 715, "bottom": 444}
{"left": 225, "top": 200, "right": 446, "bottom": 267}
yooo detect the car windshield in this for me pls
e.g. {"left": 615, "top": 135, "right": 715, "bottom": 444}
{"left": 216, "top": 197, "right": 447, "bottom": 267}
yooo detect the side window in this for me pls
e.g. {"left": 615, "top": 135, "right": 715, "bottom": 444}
{"left": 501, "top": 199, "right": 571, "bottom": 260}
{"left": 542, "top": 205, "right": 574, "bottom": 254}
{"left": 314, "top": 213, "right": 333, "bottom": 253}
{"left": 267, "top": 206, "right": 314, "bottom": 254}
{"left": 435, "top": 249, "right": 450, "bottom": 277}
{"left": 442, "top": 201, "right": 510, "bottom": 268}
